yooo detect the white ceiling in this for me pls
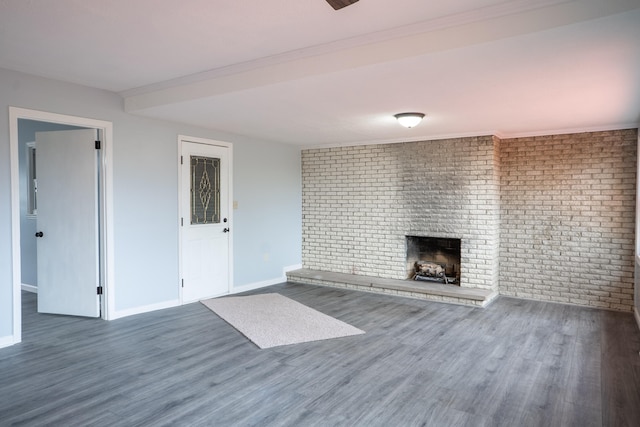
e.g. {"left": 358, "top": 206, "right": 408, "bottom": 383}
{"left": 1, "top": 0, "right": 639, "bottom": 146}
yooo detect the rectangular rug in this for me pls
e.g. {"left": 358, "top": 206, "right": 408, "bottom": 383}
{"left": 201, "top": 293, "right": 365, "bottom": 349}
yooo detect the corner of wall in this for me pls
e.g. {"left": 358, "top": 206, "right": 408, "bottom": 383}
{"left": 232, "top": 264, "right": 302, "bottom": 294}
{"left": 635, "top": 130, "right": 640, "bottom": 323}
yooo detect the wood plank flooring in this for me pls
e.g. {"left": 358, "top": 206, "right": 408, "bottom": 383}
{"left": 1, "top": 284, "right": 639, "bottom": 426}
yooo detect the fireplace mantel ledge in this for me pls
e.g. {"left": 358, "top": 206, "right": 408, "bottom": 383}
{"left": 286, "top": 269, "right": 498, "bottom": 307}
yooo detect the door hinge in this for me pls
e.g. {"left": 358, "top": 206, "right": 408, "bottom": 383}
{"left": 181, "top": 279, "right": 184, "bottom": 288}
{"left": 180, "top": 155, "right": 183, "bottom": 165}
{"left": 97, "top": 286, "right": 103, "bottom": 295}
{"left": 95, "top": 140, "right": 101, "bottom": 150}
{"left": 181, "top": 217, "right": 183, "bottom": 226}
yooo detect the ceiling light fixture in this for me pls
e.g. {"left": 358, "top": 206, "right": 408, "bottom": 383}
{"left": 394, "top": 112, "right": 425, "bottom": 128}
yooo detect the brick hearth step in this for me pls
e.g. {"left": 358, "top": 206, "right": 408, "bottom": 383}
{"left": 286, "top": 269, "right": 498, "bottom": 307}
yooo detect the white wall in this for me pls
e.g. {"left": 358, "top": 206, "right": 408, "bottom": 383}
{"left": 234, "top": 141, "right": 302, "bottom": 287}
{"left": 0, "top": 68, "right": 302, "bottom": 343}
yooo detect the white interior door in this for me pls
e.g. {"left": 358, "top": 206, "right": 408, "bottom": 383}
{"left": 36, "top": 129, "right": 100, "bottom": 317}
{"left": 181, "top": 142, "right": 231, "bottom": 303}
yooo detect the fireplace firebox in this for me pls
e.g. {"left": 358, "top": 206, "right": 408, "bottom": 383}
{"left": 406, "top": 236, "right": 461, "bottom": 285}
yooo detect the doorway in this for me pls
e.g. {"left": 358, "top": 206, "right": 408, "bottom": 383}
{"left": 9, "top": 107, "right": 115, "bottom": 344}
{"left": 179, "top": 136, "right": 233, "bottom": 303}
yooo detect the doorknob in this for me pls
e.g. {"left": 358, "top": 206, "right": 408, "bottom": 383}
{"left": 223, "top": 228, "right": 230, "bottom": 233}
{"left": 35, "top": 231, "right": 44, "bottom": 237}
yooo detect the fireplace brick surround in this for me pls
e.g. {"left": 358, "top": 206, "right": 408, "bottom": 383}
{"left": 297, "top": 129, "right": 637, "bottom": 311}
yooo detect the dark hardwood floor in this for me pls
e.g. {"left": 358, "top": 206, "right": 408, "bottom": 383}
{"left": 1, "top": 284, "right": 639, "bottom": 426}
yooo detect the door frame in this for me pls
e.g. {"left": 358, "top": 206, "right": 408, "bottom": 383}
{"left": 178, "top": 135, "right": 233, "bottom": 303}
{"left": 9, "top": 107, "right": 115, "bottom": 344}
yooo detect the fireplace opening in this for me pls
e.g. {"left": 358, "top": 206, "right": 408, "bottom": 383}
{"left": 406, "top": 236, "right": 461, "bottom": 285}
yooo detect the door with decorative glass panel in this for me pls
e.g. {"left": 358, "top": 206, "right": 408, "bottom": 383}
{"left": 180, "top": 140, "right": 231, "bottom": 303}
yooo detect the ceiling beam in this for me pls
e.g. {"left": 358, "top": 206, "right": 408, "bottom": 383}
{"left": 124, "top": 0, "right": 640, "bottom": 113}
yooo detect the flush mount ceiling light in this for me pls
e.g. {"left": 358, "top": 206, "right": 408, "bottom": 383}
{"left": 394, "top": 112, "right": 425, "bottom": 128}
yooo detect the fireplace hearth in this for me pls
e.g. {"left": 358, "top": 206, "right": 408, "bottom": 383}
{"left": 406, "top": 236, "right": 461, "bottom": 285}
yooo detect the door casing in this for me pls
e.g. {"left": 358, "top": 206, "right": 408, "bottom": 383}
{"left": 178, "top": 135, "right": 233, "bottom": 303}
{"left": 9, "top": 107, "right": 115, "bottom": 345}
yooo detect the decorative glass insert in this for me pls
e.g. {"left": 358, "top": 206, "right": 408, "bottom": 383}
{"left": 191, "top": 156, "right": 220, "bottom": 224}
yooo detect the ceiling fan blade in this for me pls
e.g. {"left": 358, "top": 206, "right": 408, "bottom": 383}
{"left": 326, "top": 0, "right": 359, "bottom": 10}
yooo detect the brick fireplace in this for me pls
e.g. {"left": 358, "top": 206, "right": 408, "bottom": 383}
{"left": 301, "top": 136, "right": 501, "bottom": 294}
{"left": 298, "top": 130, "right": 636, "bottom": 311}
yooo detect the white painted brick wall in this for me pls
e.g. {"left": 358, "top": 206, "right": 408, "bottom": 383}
{"left": 302, "top": 129, "right": 637, "bottom": 311}
{"left": 500, "top": 130, "right": 637, "bottom": 312}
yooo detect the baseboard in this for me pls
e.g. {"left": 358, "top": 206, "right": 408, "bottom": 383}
{"left": 635, "top": 307, "right": 640, "bottom": 332}
{"left": 232, "top": 263, "right": 303, "bottom": 294}
{"left": 233, "top": 277, "right": 285, "bottom": 294}
{"left": 109, "top": 265, "right": 304, "bottom": 317}
{"left": 109, "top": 299, "right": 181, "bottom": 320}
{"left": 21, "top": 283, "right": 37, "bottom": 293}
{"left": 0, "top": 335, "right": 16, "bottom": 349}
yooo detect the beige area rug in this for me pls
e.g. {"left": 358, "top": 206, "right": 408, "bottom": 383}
{"left": 201, "top": 293, "right": 365, "bottom": 349}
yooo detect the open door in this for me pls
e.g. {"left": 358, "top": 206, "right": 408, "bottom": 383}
{"left": 35, "top": 129, "right": 100, "bottom": 317}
